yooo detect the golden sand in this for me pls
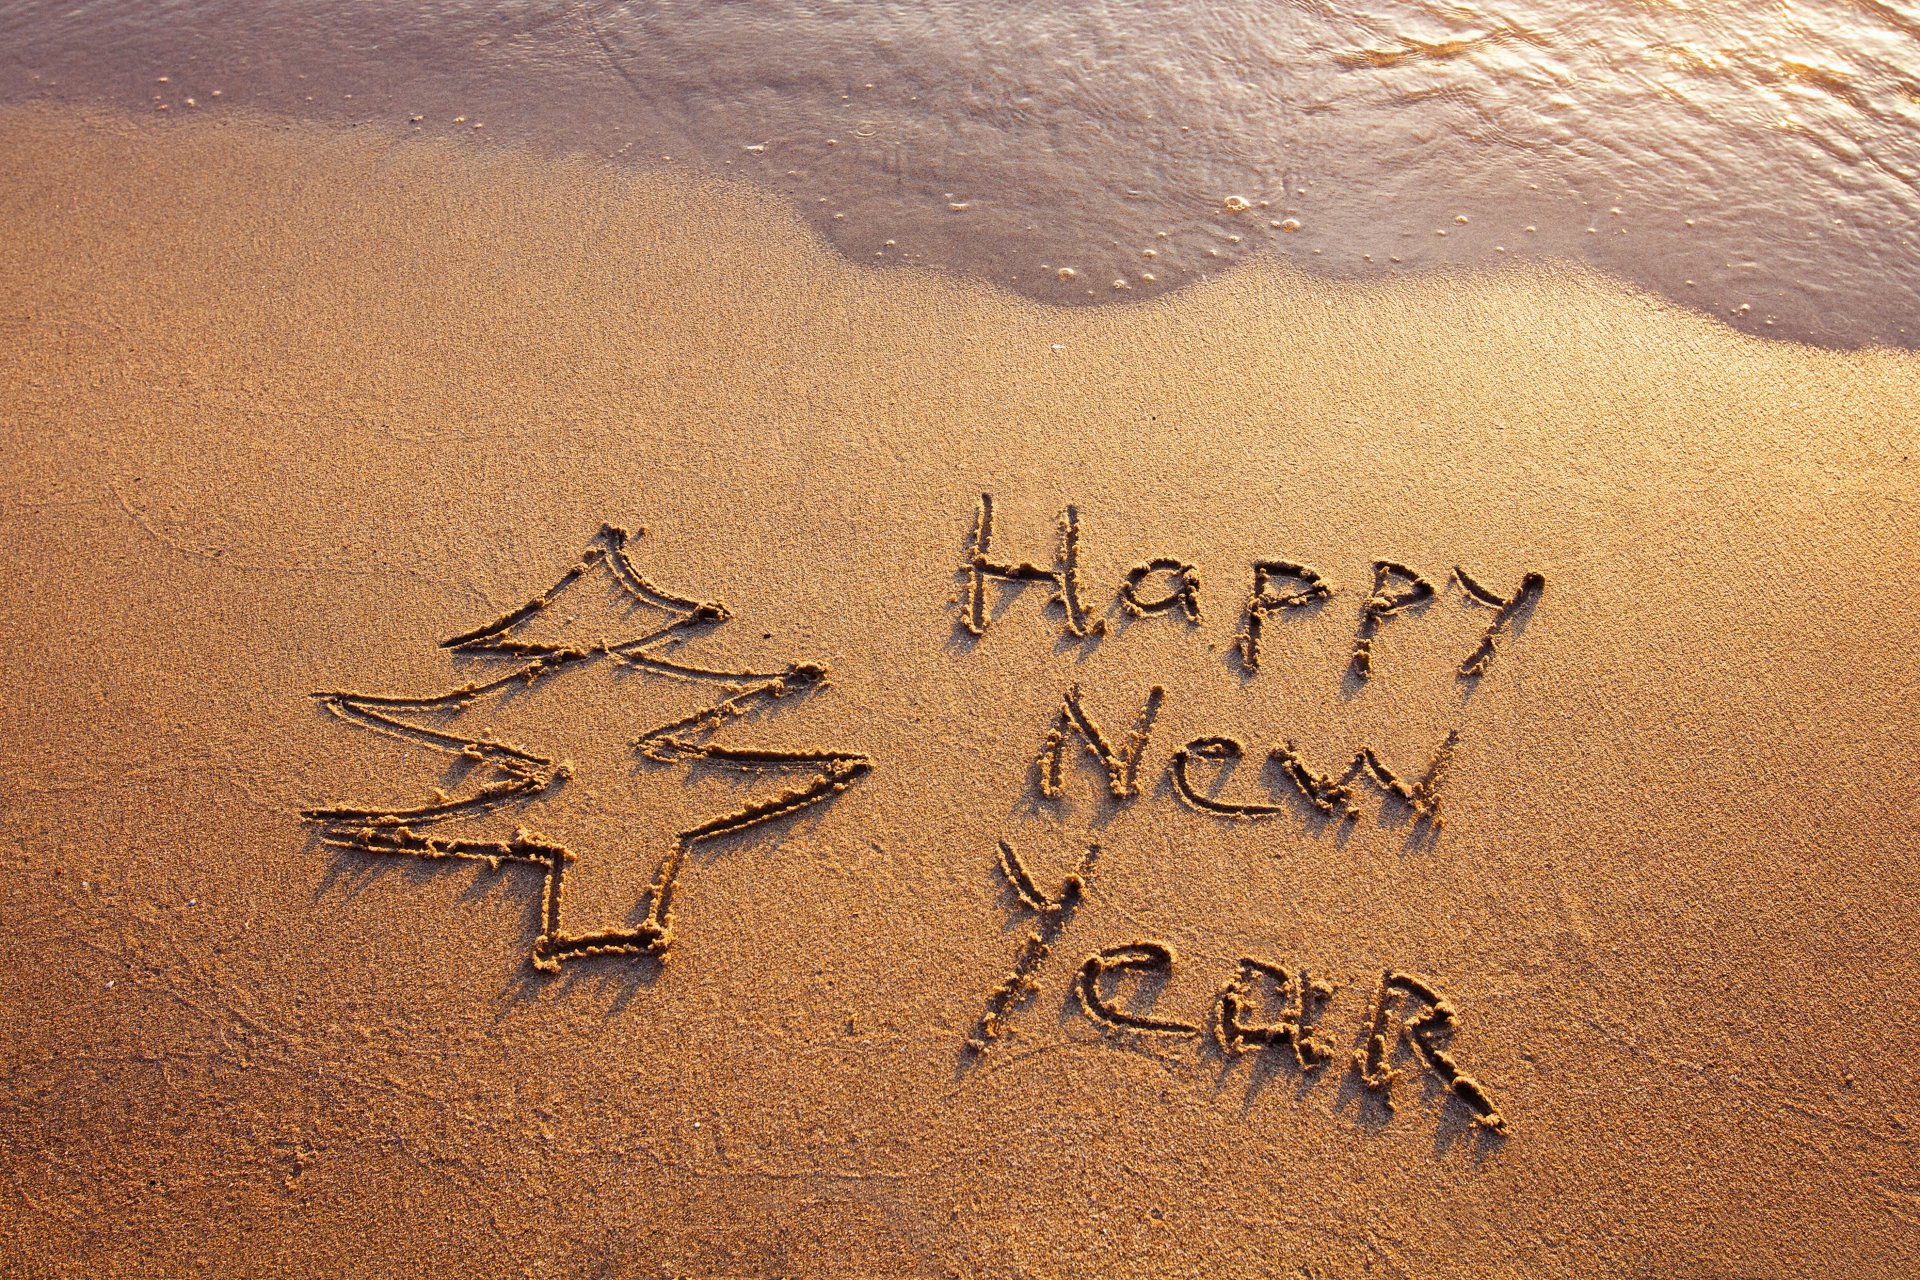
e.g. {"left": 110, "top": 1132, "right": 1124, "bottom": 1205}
{"left": 1, "top": 108, "right": 1916, "bottom": 1275}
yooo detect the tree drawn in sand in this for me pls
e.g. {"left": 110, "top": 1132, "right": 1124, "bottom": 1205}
{"left": 302, "top": 525, "right": 873, "bottom": 972}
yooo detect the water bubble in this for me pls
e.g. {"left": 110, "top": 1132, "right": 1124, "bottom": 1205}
{"left": 1279, "top": 218, "right": 1301, "bottom": 232}
{"left": 1223, "top": 196, "right": 1251, "bottom": 212}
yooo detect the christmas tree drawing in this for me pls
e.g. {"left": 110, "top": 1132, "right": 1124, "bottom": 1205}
{"left": 302, "top": 525, "right": 873, "bottom": 971}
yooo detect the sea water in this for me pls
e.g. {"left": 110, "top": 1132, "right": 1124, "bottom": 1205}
{"left": 2, "top": 0, "right": 1914, "bottom": 347}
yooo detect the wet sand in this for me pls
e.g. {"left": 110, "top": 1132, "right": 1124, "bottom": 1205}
{"left": 4, "top": 0, "right": 1919, "bottom": 348}
{"left": 1, "top": 107, "right": 1918, "bottom": 1276}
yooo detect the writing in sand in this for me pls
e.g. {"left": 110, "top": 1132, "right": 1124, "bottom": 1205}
{"left": 304, "top": 499, "right": 1543, "bottom": 1137}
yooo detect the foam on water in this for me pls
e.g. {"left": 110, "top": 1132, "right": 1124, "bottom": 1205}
{"left": 2, "top": 0, "right": 1915, "bottom": 346}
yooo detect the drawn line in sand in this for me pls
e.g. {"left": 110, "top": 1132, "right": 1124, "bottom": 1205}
{"left": 1213, "top": 958, "right": 1337, "bottom": 1069}
{"left": 978, "top": 930, "right": 1508, "bottom": 1131}
{"left": 302, "top": 524, "right": 872, "bottom": 972}
{"left": 1351, "top": 559, "right": 1436, "bottom": 682}
{"left": 959, "top": 493, "right": 1102, "bottom": 638}
{"left": 1355, "top": 970, "right": 1508, "bottom": 1133}
{"left": 953, "top": 497, "right": 1544, "bottom": 687}
{"left": 1074, "top": 941, "right": 1203, "bottom": 1036}
{"left": 966, "top": 840, "right": 1098, "bottom": 1053}
{"left": 1454, "top": 565, "right": 1546, "bottom": 680}
{"left": 1233, "top": 560, "right": 1332, "bottom": 671}
{"left": 1169, "top": 737, "right": 1290, "bottom": 819}
{"left": 1120, "top": 557, "right": 1203, "bottom": 625}
{"left": 1036, "top": 683, "right": 1167, "bottom": 802}
{"left": 1172, "top": 730, "right": 1460, "bottom": 829}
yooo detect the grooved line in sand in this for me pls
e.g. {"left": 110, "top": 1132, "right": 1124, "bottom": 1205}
{"left": 1171, "top": 729, "right": 1461, "bottom": 829}
{"left": 1120, "top": 557, "right": 1203, "bottom": 625}
{"left": 1351, "top": 559, "right": 1436, "bottom": 682}
{"left": 1454, "top": 564, "right": 1546, "bottom": 680}
{"left": 1355, "top": 970, "right": 1508, "bottom": 1133}
{"left": 1074, "top": 941, "right": 1203, "bottom": 1035}
{"left": 960, "top": 493, "right": 1102, "bottom": 638}
{"left": 1213, "top": 957, "right": 1337, "bottom": 1069}
{"left": 1233, "top": 560, "right": 1332, "bottom": 671}
{"left": 1063, "top": 949, "right": 1507, "bottom": 1131}
{"left": 1035, "top": 683, "right": 1167, "bottom": 801}
{"left": 302, "top": 524, "right": 873, "bottom": 972}
{"left": 966, "top": 840, "right": 1099, "bottom": 1054}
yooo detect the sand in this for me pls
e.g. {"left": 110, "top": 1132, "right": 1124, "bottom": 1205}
{"left": 1, "top": 107, "right": 1916, "bottom": 1277}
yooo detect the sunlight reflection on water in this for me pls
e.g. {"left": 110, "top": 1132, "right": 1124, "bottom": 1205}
{"left": 2, "top": 0, "right": 1915, "bottom": 346}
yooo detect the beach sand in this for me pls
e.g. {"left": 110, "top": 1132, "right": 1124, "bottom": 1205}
{"left": 1, "top": 108, "right": 1917, "bottom": 1276}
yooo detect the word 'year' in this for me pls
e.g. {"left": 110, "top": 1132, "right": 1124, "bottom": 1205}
{"left": 969, "top": 842, "right": 1508, "bottom": 1135}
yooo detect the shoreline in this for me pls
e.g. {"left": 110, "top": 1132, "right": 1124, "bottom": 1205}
{"left": 4, "top": 0, "right": 1916, "bottom": 356}
{"left": 5, "top": 99, "right": 1903, "bottom": 356}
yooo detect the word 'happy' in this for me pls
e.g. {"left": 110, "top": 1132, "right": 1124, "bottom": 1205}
{"left": 956, "top": 493, "right": 1544, "bottom": 681}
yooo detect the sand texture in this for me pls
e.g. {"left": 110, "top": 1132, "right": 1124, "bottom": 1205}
{"left": 1, "top": 109, "right": 1917, "bottom": 1277}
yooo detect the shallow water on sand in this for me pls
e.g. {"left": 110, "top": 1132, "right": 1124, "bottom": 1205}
{"left": 3, "top": 0, "right": 1916, "bottom": 347}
